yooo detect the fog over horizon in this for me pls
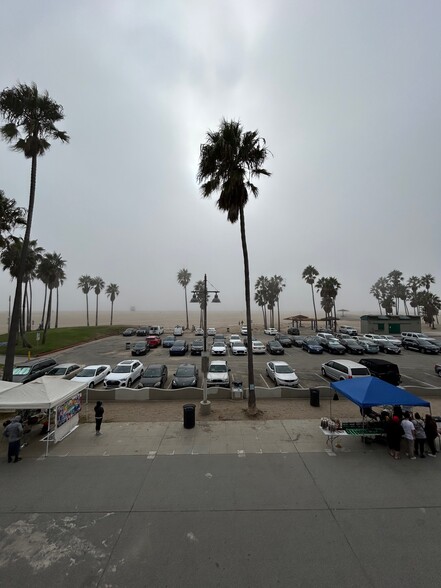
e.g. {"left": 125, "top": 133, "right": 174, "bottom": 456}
{"left": 1, "top": 1, "right": 440, "bottom": 315}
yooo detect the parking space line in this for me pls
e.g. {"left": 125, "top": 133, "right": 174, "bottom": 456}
{"left": 260, "top": 373, "right": 270, "bottom": 388}
{"left": 401, "top": 374, "right": 436, "bottom": 388}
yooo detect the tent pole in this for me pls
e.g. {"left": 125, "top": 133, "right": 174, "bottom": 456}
{"left": 45, "top": 410, "right": 51, "bottom": 457}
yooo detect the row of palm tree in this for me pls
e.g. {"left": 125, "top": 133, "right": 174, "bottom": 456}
{"left": 77, "top": 276, "right": 120, "bottom": 326}
{"left": 254, "top": 275, "right": 285, "bottom": 331}
{"left": 301, "top": 267, "right": 341, "bottom": 330}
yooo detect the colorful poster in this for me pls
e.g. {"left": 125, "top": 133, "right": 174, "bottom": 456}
{"left": 56, "top": 393, "right": 82, "bottom": 427}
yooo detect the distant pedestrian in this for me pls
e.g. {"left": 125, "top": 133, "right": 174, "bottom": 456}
{"left": 412, "top": 412, "right": 427, "bottom": 458}
{"left": 402, "top": 411, "right": 416, "bottom": 459}
{"left": 424, "top": 414, "right": 438, "bottom": 457}
{"left": 3, "top": 416, "right": 23, "bottom": 463}
{"left": 94, "top": 401, "right": 104, "bottom": 436}
{"left": 385, "top": 415, "right": 404, "bottom": 460}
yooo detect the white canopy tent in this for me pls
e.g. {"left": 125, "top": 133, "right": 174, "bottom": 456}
{"left": 0, "top": 377, "right": 87, "bottom": 455}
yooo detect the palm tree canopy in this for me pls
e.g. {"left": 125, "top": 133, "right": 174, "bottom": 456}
{"left": 302, "top": 265, "right": 319, "bottom": 285}
{"left": 197, "top": 119, "right": 270, "bottom": 223}
{"left": 0, "top": 82, "right": 69, "bottom": 158}
{"left": 1, "top": 237, "right": 43, "bottom": 281}
{"left": 91, "top": 276, "right": 105, "bottom": 295}
{"left": 0, "top": 190, "right": 26, "bottom": 250}
{"left": 177, "top": 268, "right": 191, "bottom": 288}
{"left": 106, "top": 283, "right": 120, "bottom": 302}
{"left": 38, "top": 252, "right": 66, "bottom": 290}
{"left": 78, "top": 275, "right": 92, "bottom": 295}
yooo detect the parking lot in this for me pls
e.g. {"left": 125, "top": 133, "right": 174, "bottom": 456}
{"left": 51, "top": 330, "right": 441, "bottom": 393}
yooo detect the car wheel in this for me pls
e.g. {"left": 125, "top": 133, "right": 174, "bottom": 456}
{"left": 89, "top": 382, "right": 94, "bottom": 389}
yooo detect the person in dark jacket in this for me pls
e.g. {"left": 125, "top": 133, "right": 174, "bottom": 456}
{"left": 385, "top": 415, "right": 404, "bottom": 459}
{"left": 3, "top": 416, "right": 23, "bottom": 463}
{"left": 424, "top": 414, "right": 438, "bottom": 457}
{"left": 94, "top": 401, "right": 104, "bottom": 436}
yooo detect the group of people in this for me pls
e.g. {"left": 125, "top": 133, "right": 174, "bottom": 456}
{"left": 385, "top": 407, "right": 439, "bottom": 460}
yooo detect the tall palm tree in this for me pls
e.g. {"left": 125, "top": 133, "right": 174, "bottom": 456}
{"left": 302, "top": 265, "right": 319, "bottom": 330}
{"left": 78, "top": 275, "right": 92, "bottom": 326}
{"left": 0, "top": 82, "right": 69, "bottom": 380}
{"left": 38, "top": 252, "right": 65, "bottom": 343}
{"left": 407, "top": 276, "right": 421, "bottom": 315}
{"left": 197, "top": 119, "right": 270, "bottom": 413}
{"left": 177, "top": 268, "right": 191, "bottom": 330}
{"left": 106, "top": 283, "right": 120, "bottom": 325}
{"left": 193, "top": 279, "right": 210, "bottom": 328}
{"left": 420, "top": 273, "right": 435, "bottom": 292}
{"left": 269, "top": 275, "right": 285, "bottom": 331}
{"left": 91, "top": 276, "right": 105, "bottom": 326}
{"left": 254, "top": 276, "right": 270, "bottom": 329}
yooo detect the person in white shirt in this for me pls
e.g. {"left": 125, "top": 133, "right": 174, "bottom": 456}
{"left": 401, "top": 412, "right": 416, "bottom": 459}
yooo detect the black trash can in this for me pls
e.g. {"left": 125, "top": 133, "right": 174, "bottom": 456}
{"left": 310, "top": 388, "right": 320, "bottom": 407}
{"left": 183, "top": 404, "right": 196, "bottom": 429}
{"left": 125, "top": 342, "right": 131, "bottom": 350}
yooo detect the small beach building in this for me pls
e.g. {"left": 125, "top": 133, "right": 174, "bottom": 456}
{"left": 360, "top": 315, "right": 421, "bottom": 335}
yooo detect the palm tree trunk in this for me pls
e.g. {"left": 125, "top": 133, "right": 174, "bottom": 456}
{"left": 55, "top": 287, "right": 59, "bottom": 328}
{"left": 21, "top": 280, "right": 27, "bottom": 338}
{"left": 311, "top": 284, "right": 318, "bottom": 331}
{"left": 277, "top": 299, "right": 281, "bottom": 332}
{"left": 28, "top": 281, "right": 33, "bottom": 331}
{"left": 184, "top": 286, "right": 189, "bottom": 330}
{"left": 261, "top": 305, "right": 266, "bottom": 328}
{"left": 86, "top": 293, "right": 89, "bottom": 327}
{"left": 41, "top": 284, "right": 47, "bottom": 325}
{"left": 110, "top": 301, "right": 114, "bottom": 326}
{"left": 95, "top": 295, "right": 98, "bottom": 326}
{"left": 42, "top": 288, "right": 53, "bottom": 344}
{"left": 239, "top": 207, "right": 256, "bottom": 412}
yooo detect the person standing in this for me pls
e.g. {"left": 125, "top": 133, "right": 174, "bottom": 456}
{"left": 385, "top": 415, "right": 404, "bottom": 460}
{"left": 94, "top": 401, "right": 104, "bottom": 436}
{"left": 3, "top": 416, "right": 23, "bottom": 463}
{"left": 412, "top": 413, "right": 427, "bottom": 458}
{"left": 402, "top": 411, "right": 416, "bottom": 459}
{"left": 424, "top": 414, "right": 438, "bottom": 457}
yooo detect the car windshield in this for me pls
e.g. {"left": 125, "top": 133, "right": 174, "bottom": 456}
{"left": 275, "top": 365, "right": 293, "bottom": 374}
{"left": 134, "top": 343, "right": 145, "bottom": 348}
{"left": 48, "top": 367, "right": 67, "bottom": 375}
{"left": 12, "top": 367, "right": 31, "bottom": 375}
{"left": 213, "top": 342, "right": 225, "bottom": 347}
{"left": 307, "top": 338, "right": 321, "bottom": 345}
{"left": 145, "top": 368, "right": 161, "bottom": 376}
{"left": 192, "top": 340, "right": 203, "bottom": 346}
{"left": 271, "top": 342, "right": 282, "bottom": 347}
{"left": 254, "top": 341, "right": 263, "bottom": 346}
{"left": 77, "top": 368, "right": 95, "bottom": 377}
{"left": 176, "top": 367, "right": 194, "bottom": 377}
{"left": 173, "top": 342, "right": 184, "bottom": 347}
{"left": 209, "top": 365, "right": 227, "bottom": 373}
{"left": 329, "top": 339, "right": 340, "bottom": 344}
{"left": 113, "top": 365, "right": 131, "bottom": 373}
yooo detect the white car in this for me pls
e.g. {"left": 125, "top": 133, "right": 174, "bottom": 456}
{"left": 207, "top": 360, "right": 230, "bottom": 387}
{"left": 384, "top": 335, "right": 402, "bottom": 347}
{"left": 339, "top": 325, "right": 358, "bottom": 336}
{"left": 194, "top": 327, "right": 204, "bottom": 336}
{"left": 211, "top": 341, "right": 227, "bottom": 355}
{"left": 207, "top": 327, "right": 216, "bottom": 336}
{"left": 104, "top": 360, "right": 144, "bottom": 388}
{"left": 231, "top": 341, "right": 247, "bottom": 356}
{"left": 240, "top": 325, "right": 248, "bottom": 336}
{"left": 72, "top": 364, "right": 111, "bottom": 388}
{"left": 149, "top": 325, "right": 164, "bottom": 335}
{"left": 229, "top": 334, "right": 242, "bottom": 347}
{"left": 266, "top": 361, "right": 299, "bottom": 387}
{"left": 173, "top": 326, "right": 184, "bottom": 336}
{"left": 264, "top": 327, "right": 278, "bottom": 335}
{"left": 251, "top": 340, "right": 266, "bottom": 354}
{"left": 364, "top": 334, "right": 388, "bottom": 345}
{"left": 46, "top": 363, "right": 82, "bottom": 379}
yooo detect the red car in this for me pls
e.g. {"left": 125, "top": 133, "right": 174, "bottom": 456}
{"left": 146, "top": 335, "right": 161, "bottom": 348}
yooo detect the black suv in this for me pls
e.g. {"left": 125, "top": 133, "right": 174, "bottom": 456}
{"left": 358, "top": 358, "right": 401, "bottom": 385}
{"left": 12, "top": 357, "right": 57, "bottom": 383}
{"left": 287, "top": 327, "right": 300, "bottom": 336}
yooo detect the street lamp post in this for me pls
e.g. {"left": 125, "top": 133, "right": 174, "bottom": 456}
{"left": 190, "top": 274, "right": 221, "bottom": 415}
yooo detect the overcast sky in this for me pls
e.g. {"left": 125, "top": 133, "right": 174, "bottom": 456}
{"left": 1, "top": 0, "right": 440, "bottom": 315}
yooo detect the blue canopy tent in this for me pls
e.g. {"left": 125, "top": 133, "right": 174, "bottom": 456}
{"left": 330, "top": 376, "right": 430, "bottom": 409}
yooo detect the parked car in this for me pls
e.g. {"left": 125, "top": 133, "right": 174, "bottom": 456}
{"left": 378, "top": 340, "right": 401, "bottom": 355}
{"left": 435, "top": 364, "right": 441, "bottom": 377}
{"left": 207, "top": 360, "right": 230, "bottom": 387}
{"left": 240, "top": 325, "right": 248, "bottom": 335}
{"left": 251, "top": 340, "right": 266, "bottom": 354}
{"left": 339, "top": 325, "right": 358, "bottom": 336}
{"left": 302, "top": 337, "right": 324, "bottom": 354}
{"left": 291, "top": 336, "right": 306, "bottom": 348}
{"left": 357, "top": 339, "right": 379, "bottom": 354}
{"left": 12, "top": 357, "right": 58, "bottom": 383}
{"left": 317, "top": 328, "right": 334, "bottom": 335}
{"left": 266, "top": 361, "right": 299, "bottom": 387}
{"left": 320, "top": 337, "right": 346, "bottom": 355}
{"left": 172, "top": 363, "right": 198, "bottom": 388}
{"left": 122, "top": 328, "right": 136, "bottom": 336}
{"left": 190, "top": 339, "right": 204, "bottom": 355}
{"left": 231, "top": 340, "right": 247, "bottom": 355}
{"left": 229, "top": 334, "right": 242, "bottom": 347}
{"left": 46, "top": 363, "right": 82, "bottom": 379}
{"left": 149, "top": 326, "right": 164, "bottom": 335}
{"left": 341, "top": 338, "right": 364, "bottom": 355}
{"left": 131, "top": 341, "right": 149, "bottom": 356}
{"left": 402, "top": 338, "right": 439, "bottom": 354}
{"left": 264, "top": 327, "right": 278, "bottom": 335}
{"left": 317, "top": 332, "right": 334, "bottom": 343}
{"left": 364, "top": 334, "right": 389, "bottom": 345}
{"left": 173, "top": 326, "right": 184, "bottom": 336}
{"left": 72, "top": 364, "right": 111, "bottom": 388}
{"left": 162, "top": 335, "right": 176, "bottom": 348}
{"left": 194, "top": 327, "right": 204, "bottom": 336}
{"left": 275, "top": 334, "right": 292, "bottom": 347}
{"left": 136, "top": 327, "right": 149, "bottom": 336}
{"left": 139, "top": 364, "right": 168, "bottom": 388}
{"left": 287, "top": 326, "right": 300, "bottom": 335}
{"left": 211, "top": 340, "right": 227, "bottom": 355}
{"left": 104, "top": 360, "right": 144, "bottom": 388}
{"left": 321, "top": 359, "right": 370, "bottom": 381}
{"left": 207, "top": 327, "right": 216, "bottom": 336}
{"left": 384, "top": 335, "right": 402, "bottom": 347}
{"left": 358, "top": 358, "right": 401, "bottom": 385}
{"left": 266, "top": 340, "right": 284, "bottom": 355}
{"left": 146, "top": 335, "right": 161, "bottom": 348}
{"left": 213, "top": 334, "right": 226, "bottom": 343}
{"left": 169, "top": 340, "right": 188, "bottom": 356}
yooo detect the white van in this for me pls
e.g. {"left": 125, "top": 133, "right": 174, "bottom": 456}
{"left": 321, "top": 359, "right": 370, "bottom": 381}
{"left": 149, "top": 326, "right": 164, "bottom": 335}
{"left": 401, "top": 332, "right": 431, "bottom": 341}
